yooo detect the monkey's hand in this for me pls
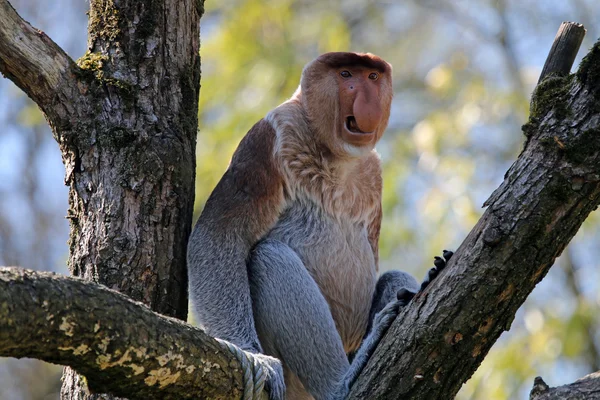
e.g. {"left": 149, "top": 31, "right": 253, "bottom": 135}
{"left": 419, "top": 249, "right": 453, "bottom": 291}
{"left": 250, "top": 352, "right": 285, "bottom": 400}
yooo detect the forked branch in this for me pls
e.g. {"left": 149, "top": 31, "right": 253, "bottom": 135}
{"left": 0, "top": 0, "right": 84, "bottom": 133}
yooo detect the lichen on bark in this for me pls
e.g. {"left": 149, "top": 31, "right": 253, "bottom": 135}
{"left": 88, "top": 0, "right": 121, "bottom": 43}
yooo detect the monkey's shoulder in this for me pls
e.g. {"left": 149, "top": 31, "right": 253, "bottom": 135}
{"left": 224, "top": 119, "right": 284, "bottom": 200}
{"left": 231, "top": 118, "right": 277, "bottom": 168}
{"left": 192, "top": 118, "right": 287, "bottom": 251}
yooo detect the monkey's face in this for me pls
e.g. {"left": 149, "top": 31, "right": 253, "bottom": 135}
{"left": 337, "top": 66, "right": 387, "bottom": 149}
{"left": 301, "top": 52, "right": 393, "bottom": 158}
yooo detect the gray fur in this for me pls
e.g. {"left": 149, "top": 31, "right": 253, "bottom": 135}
{"left": 189, "top": 198, "right": 422, "bottom": 399}
{"left": 248, "top": 239, "right": 420, "bottom": 400}
{"left": 266, "top": 199, "right": 377, "bottom": 353}
{"left": 188, "top": 221, "right": 263, "bottom": 353}
{"left": 366, "top": 270, "right": 419, "bottom": 335}
{"left": 249, "top": 239, "right": 349, "bottom": 399}
{"left": 335, "top": 271, "right": 419, "bottom": 399}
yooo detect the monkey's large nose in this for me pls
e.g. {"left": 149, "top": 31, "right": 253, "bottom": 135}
{"left": 353, "top": 91, "right": 381, "bottom": 133}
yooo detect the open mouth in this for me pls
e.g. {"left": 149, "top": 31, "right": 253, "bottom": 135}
{"left": 346, "top": 116, "right": 367, "bottom": 134}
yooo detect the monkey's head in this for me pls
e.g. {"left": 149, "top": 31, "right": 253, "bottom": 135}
{"left": 300, "top": 52, "right": 393, "bottom": 158}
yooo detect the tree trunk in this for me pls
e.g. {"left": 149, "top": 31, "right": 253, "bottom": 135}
{"left": 62, "top": 0, "right": 202, "bottom": 397}
{"left": 0, "top": 0, "right": 202, "bottom": 398}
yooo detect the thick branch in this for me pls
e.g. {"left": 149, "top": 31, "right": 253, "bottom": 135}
{"left": 530, "top": 373, "right": 600, "bottom": 400}
{"left": 0, "top": 0, "right": 84, "bottom": 130}
{"left": 0, "top": 267, "right": 249, "bottom": 400}
{"left": 349, "top": 31, "right": 600, "bottom": 399}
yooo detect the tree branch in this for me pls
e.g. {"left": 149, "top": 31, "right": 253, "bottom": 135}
{"left": 530, "top": 373, "right": 600, "bottom": 400}
{"left": 538, "top": 22, "right": 586, "bottom": 83}
{"left": 0, "top": 266, "right": 250, "bottom": 400}
{"left": 0, "top": 0, "right": 85, "bottom": 132}
{"left": 349, "top": 28, "right": 600, "bottom": 399}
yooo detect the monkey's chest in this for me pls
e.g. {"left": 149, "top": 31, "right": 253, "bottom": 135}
{"left": 266, "top": 201, "right": 377, "bottom": 353}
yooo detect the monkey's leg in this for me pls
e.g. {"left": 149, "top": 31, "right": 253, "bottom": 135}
{"left": 249, "top": 239, "right": 350, "bottom": 400}
{"left": 335, "top": 271, "right": 418, "bottom": 399}
{"left": 366, "top": 270, "right": 420, "bottom": 335}
{"left": 337, "top": 251, "right": 454, "bottom": 399}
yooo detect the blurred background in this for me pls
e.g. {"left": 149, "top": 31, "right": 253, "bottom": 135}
{"left": 1, "top": 0, "right": 599, "bottom": 399}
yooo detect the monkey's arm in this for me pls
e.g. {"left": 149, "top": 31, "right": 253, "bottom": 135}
{"left": 367, "top": 201, "right": 382, "bottom": 270}
{"left": 187, "top": 119, "right": 284, "bottom": 352}
{"left": 366, "top": 157, "right": 383, "bottom": 271}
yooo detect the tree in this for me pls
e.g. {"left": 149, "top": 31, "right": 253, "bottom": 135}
{"left": 0, "top": 0, "right": 201, "bottom": 397}
{"left": 0, "top": 2, "right": 599, "bottom": 400}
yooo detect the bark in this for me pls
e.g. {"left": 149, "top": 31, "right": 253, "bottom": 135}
{"left": 348, "top": 30, "right": 600, "bottom": 399}
{"left": 530, "top": 373, "right": 600, "bottom": 400}
{"left": 0, "top": 0, "right": 202, "bottom": 398}
{"left": 0, "top": 266, "right": 246, "bottom": 400}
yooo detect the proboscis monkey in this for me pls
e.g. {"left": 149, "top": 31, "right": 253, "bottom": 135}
{"left": 188, "top": 52, "right": 451, "bottom": 400}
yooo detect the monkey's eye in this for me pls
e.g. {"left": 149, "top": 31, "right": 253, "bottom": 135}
{"left": 340, "top": 70, "right": 352, "bottom": 78}
{"left": 368, "top": 72, "right": 379, "bottom": 80}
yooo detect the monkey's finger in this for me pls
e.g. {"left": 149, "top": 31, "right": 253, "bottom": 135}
{"left": 419, "top": 267, "right": 438, "bottom": 291}
{"left": 433, "top": 256, "right": 446, "bottom": 270}
{"left": 442, "top": 250, "right": 454, "bottom": 262}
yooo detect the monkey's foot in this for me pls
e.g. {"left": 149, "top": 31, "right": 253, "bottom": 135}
{"left": 419, "top": 249, "right": 453, "bottom": 291}
{"left": 335, "top": 295, "right": 410, "bottom": 399}
{"left": 215, "top": 339, "right": 285, "bottom": 400}
{"left": 251, "top": 353, "right": 285, "bottom": 400}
